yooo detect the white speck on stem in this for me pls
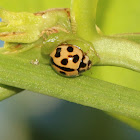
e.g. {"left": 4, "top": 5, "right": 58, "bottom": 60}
{"left": 30, "top": 59, "right": 39, "bottom": 65}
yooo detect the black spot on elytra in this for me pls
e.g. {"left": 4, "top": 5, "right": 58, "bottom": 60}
{"left": 79, "top": 62, "right": 86, "bottom": 68}
{"left": 50, "top": 57, "right": 74, "bottom": 72}
{"left": 55, "top": 48, "right": 61, "bottom": 57}
{"left": 73, "top": 55, "right": 79, "bottom": 63}
{"left": 60, "top": 71, "right": 66, "bottom": 75}
{"left": 61, "top": 58, "right": 68, "bottom": 65}
{"left": 67, "top": 46, "right": 73, "bottom": 52}
{"left": 83, "top": 55, "right": 85, "bottom": 60}
{"left": 88, "top": 60, "right": 92, "bottom": 66}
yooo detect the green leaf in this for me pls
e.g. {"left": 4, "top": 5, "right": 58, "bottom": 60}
{"left": 0, "top": 53, "right": 140, "bottom": 120}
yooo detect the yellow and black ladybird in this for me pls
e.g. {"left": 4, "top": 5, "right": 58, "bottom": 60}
{"left": 50, "top": 44, "right": 92, "bottom": 77}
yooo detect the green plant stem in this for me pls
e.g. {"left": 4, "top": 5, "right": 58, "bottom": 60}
{"left": 93, "top": 36, "right": 140, "bottom": 72}
{"left": 1, "top": 34, "right": 139, "bottom": 100}
{"left": 0, "top": 54, "right": 140, "bottom": 120}
{"left": 71, "top": 0, "right": 99, "bottom": 41}
{"left": 111, "top": 33, "right": 140, "bottom": 44}
{"left": 0, "top": 43, "right": 48, "bottom": 100}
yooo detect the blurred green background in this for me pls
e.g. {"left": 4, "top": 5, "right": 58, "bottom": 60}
{"left": 0, "top": 0, "right": 140, "bottom": 139}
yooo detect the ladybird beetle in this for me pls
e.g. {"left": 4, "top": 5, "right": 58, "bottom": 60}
{"left": 50, "top": 44, "right": 92, "bottom": 77}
